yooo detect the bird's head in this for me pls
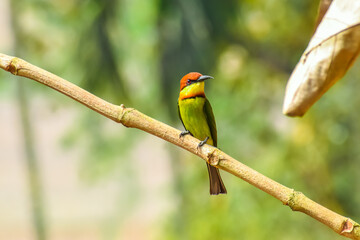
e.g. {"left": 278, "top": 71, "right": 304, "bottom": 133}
{"left": 179, "top": 72, "right": 214, "bottom": 100}
{"left": 180, "top": 72, "right": 213, "bottom": 91}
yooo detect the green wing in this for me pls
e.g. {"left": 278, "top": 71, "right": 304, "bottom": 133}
{"left": 204, "top": 98, "right": 217, "bottom": 147}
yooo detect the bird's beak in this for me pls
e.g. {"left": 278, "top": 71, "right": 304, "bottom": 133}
{"left": 197, "top": 75, "right": 214, "bottom": 82}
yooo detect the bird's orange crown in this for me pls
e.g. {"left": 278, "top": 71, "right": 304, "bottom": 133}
{"left": 180, "top": 72, "right": 202, "bottom": 91}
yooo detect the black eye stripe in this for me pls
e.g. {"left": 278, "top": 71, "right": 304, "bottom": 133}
{"left": 186, "top": 79, "right": 195, "bottom": 85}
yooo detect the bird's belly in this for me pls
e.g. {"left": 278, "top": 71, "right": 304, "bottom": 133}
{"left": 179, "top": 98, "right": 213, "bottom": 145}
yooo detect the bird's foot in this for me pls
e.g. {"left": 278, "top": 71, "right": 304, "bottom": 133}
{"left": 197, "top": 136, "right": 209, "bottom": 150}
{"left": 179, "top": 130, "right": 191, "bottom": 138}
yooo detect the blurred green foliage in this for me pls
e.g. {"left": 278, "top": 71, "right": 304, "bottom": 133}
{"left": 3, "top": 0, "right": 360, "bottom": 239}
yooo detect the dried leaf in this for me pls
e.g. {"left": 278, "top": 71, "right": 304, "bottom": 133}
{"left": 283, "top": 0, "right": 360, "bottom": 116}
{"left": 314, "top": 0, "right": 333, "bottom": 30}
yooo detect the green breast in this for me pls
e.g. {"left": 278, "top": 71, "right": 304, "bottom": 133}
{"left": 178, "top": 97, "right": 214, "bottom": 146}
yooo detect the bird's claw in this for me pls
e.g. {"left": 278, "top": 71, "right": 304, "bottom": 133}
{"left": 179, "top": 130, "right": 190, "bottom": 138}
{"left": 197, "top": 136, "right": 209, "bottom": 150}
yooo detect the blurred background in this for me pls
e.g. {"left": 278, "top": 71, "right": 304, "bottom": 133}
{"left": 0, "top": 0, "right": 359, "bottom": 239}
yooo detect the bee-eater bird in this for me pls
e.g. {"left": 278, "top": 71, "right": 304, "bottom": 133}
{"left": 178, "top": 72, "right": 227, "bottom": 195}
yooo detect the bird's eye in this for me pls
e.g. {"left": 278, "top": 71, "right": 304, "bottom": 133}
{"left": 187, "top": 79, "right": 191, "bottom": 85}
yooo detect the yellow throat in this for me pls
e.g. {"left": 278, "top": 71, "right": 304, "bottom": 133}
{"left": 179, "top": 81, "right": 205, "bottom": 100}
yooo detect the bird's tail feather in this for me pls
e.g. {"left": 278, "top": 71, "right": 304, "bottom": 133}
{"left": 207, "top": 163, "right": 227, "bottom": 195}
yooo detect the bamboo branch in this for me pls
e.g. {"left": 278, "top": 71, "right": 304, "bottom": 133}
{"left": 0, "top": 53, "right": 359, "bottom": 239}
